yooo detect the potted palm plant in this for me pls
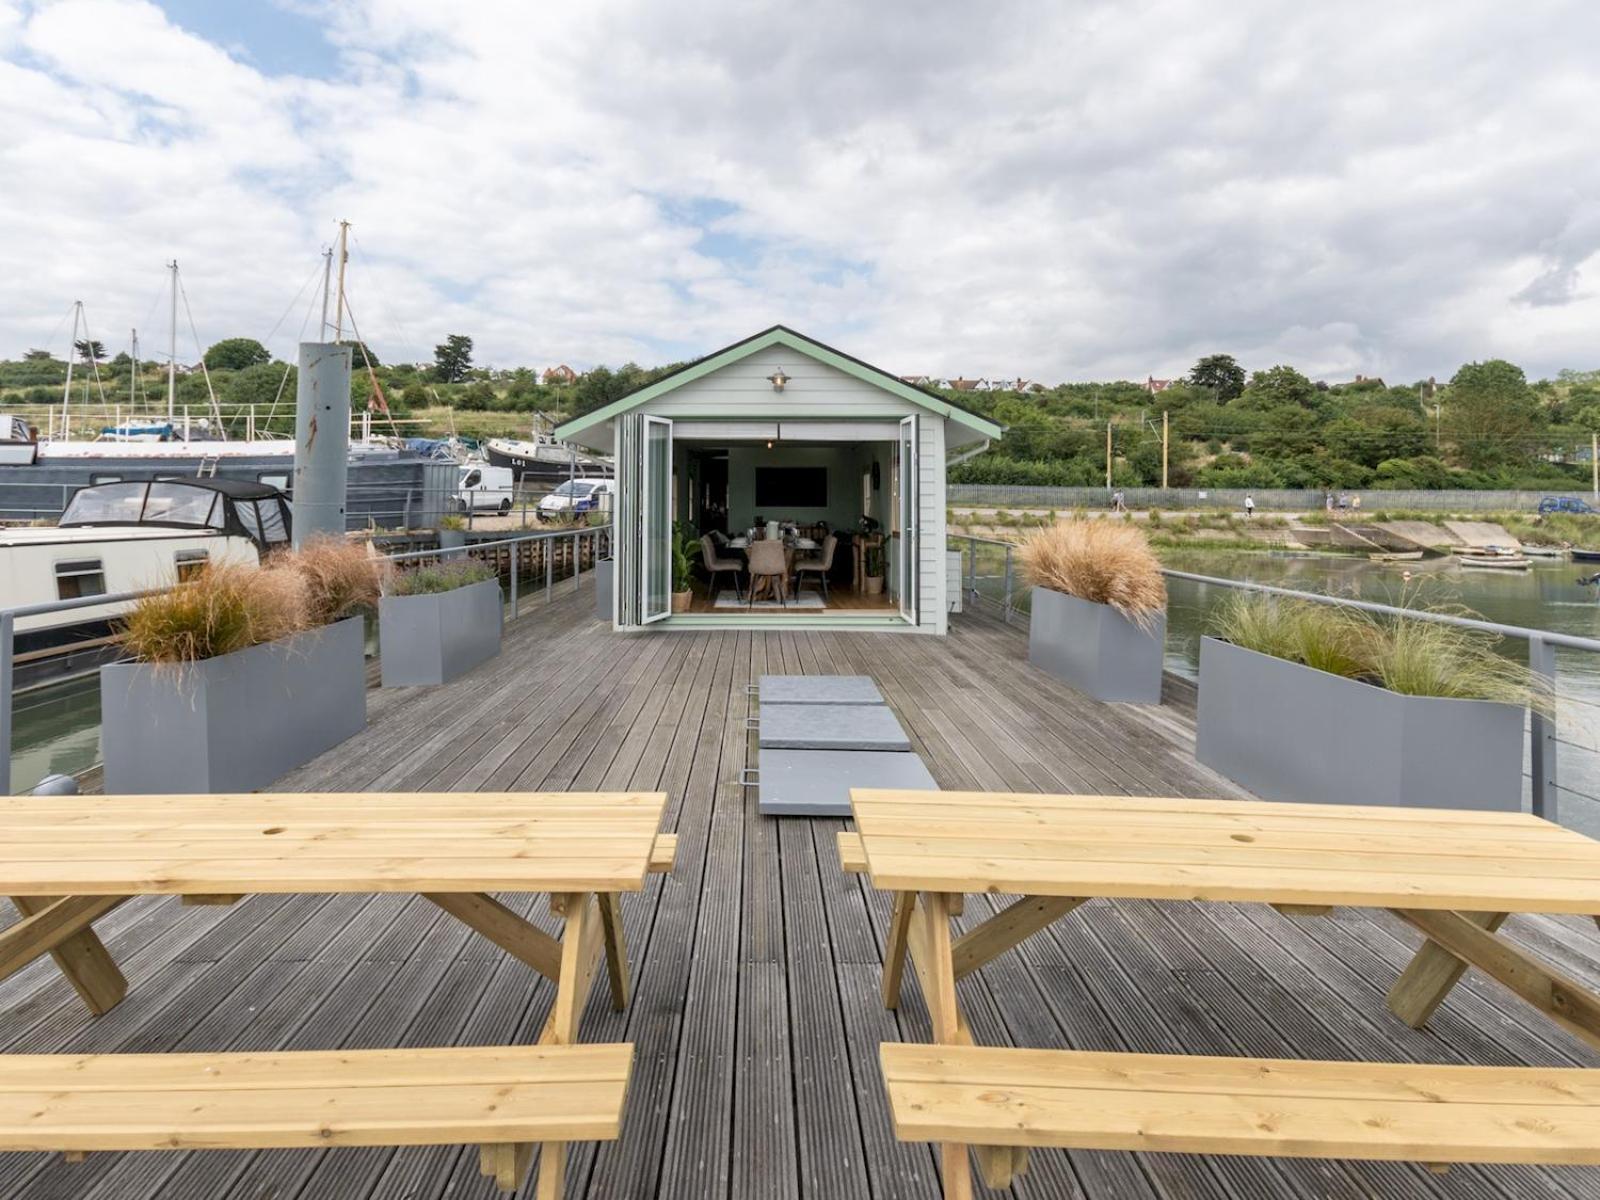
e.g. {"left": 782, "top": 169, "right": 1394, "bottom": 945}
{"left": 101, "top": 538, "right": 378, "bottom": 794}
{"left": 1197, "top": 593, "right": 1538, "bottom": 811}
{"left": 671, "top": 524, "right": 695, "bottom": 613}
{"left": 863, "top": 543, "right": 885, "bottom": 595}
{"left": 380, "top": 558, "right": 502, "bottom": 686}
{"left": 1019, "top": 520, "right": 1166, "bottom": 702}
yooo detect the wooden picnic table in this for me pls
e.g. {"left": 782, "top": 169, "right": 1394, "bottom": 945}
{"left": 842, "top": 789, "right": 1600, "bottom": 1198}
{"left": 0, "top": 790, "right": 676, "bottom": 1196}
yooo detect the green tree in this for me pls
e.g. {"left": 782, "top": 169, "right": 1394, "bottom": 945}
{"left": 1188, "top": 354, "right": 1246, "bottom": 402}
{"left": 1445, "top": 359, "right": 1540, "bottom": 470}
{"left": 203, "top": 337, "right": 271, "bottom": 371}
{"left": 1240, "top": 364, "right": 1318, "bottom": 410}
{"left": 73, "top": 338, "right": 106, "bottom": 362}
{"left": 23, "top": 348, "right": 53, "bottom": 361}
{"left": 344, "top": 340, "right": 381, "bottom": 368}
{"left": 433, "top": 334, "right": 474, "bottom": 382}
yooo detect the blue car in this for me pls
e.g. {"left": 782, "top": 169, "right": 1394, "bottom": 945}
{"left": 1538, "top": 497, "right": 1597, "bottom": 515}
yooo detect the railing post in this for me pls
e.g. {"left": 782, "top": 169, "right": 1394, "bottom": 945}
{"left": 1003, "top": 546, "right": 1014, "bottom": 624}
{"left": 546, "top": 535, "right": 554, "bottom": 603}
{"left": 509, "top": 540, "right": 519, "bottom": 621}
{"left": 573, "top": 532, "right": 581, "bottom": 586}
{"left": 1, "top": 610, "right": 12, "bottom": 796}
{"left": 1529, "top": 634, "right": 1558, "bottom": 822}
{"left": 966, "top": 536, "right": 976, "bottom": 603}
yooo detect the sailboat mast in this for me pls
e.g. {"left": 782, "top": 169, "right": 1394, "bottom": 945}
{"left": 333, "top": 220, "right": 350, "bottom": 343}
{"left": 320, "top": 246, "right": 334, "bottom": 340}
{"left": 61, "top": 300, "right": 81, "bottom": 440}
{"left": 130, "top": 328, "right": 140, "bottom": 410}
{"left": 167, "top": 260, "right": 178, "bottom": 423}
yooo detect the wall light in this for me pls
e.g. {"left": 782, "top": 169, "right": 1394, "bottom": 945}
{"left": 766, "top": 368, "right": 789, "bottom": 392}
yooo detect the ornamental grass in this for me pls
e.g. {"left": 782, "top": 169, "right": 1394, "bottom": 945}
{"left": 1016, "top": 519, "right": 1167, "bottom": 627}
{"left": 119, "top": 562, "right": 308, "bottom": 666}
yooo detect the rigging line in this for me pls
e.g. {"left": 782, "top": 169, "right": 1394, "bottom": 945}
{"left": 38, "top": 303, "right": 73, "bottom": 357}
{"left": 261, "top": 257, "right": 325, "bottom": 353}
{"left": 75, "top": 304, "right": 111, "bottom": 408}
{"left": 176, "top": 272, "right": 223, "bottom": 432}
{"left": 263, "top": 266, "right": 325, "bottom": 433}
{"left": 339, "top": 290, "right": 401, "bottom": 439}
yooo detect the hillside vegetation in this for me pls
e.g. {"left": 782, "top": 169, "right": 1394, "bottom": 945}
{"left": 7, "top": 342, "right": 1598, "bottom": 492}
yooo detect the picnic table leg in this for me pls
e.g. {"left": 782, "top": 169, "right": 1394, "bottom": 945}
{"left": 914, "top": 890, "right": 974, "bottom": 1200}
{"left": 5, "top": 896, "right": 128, "bottom": 1015}
{"left": 533, "top": 891, "right": 604, "bottom": 1199}
{"left": 882, "top": 890, "right": 915, "bottom": 1008}
{"left": 597, "top": 892, "right": 629, "bottom": 1011}
{"left": 1387, "top": 910, "right": 1507, "bottom": 1027}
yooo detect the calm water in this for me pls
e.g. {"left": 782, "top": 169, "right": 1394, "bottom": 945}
{"left": 14, "top": 553, "right": 1600, "bottom": 833}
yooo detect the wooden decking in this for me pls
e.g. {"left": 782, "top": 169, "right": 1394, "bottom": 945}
{"left": 4, "top": 583, "right": 1600, "bottom": 1198}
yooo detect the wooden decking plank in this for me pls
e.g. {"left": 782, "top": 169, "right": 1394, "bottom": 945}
{"left": 1143, "top": 899, "right": 1575, "bottom": 1198}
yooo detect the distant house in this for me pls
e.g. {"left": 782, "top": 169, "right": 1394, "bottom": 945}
{"left": 543, "top": 364, "right": 579, "bottom": 385}
{"left": 1144, "top": 376, "right": 1178, "bottom": 394}
{"left": 899, "top": 374, "right": 932, "bottom": 387}
{"left": 1327, "top": 374, "right": 1386, "bottom": 390}
{"left": 948, "top": 377, "right": 983, "bottom": 392}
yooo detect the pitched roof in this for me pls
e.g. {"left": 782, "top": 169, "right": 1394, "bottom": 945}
{"left": 553, "top": 325, "right": 1004, "bottom": 444}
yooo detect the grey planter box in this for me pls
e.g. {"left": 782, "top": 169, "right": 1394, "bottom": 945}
{"left": 594, "top": 558, "right": 614, "bottom": 622}
{"left": 1027, "top": 586, "right": 1165, "bottom": 703}
{"left": 439, "top": 529, "right": 466, "bottom": 550}
{"left": 1195, "top": 636, "right": 1524, "bottom": 811}
{"left": 101, "top": 616, "right": 367, "bottom": 794}
{"left": 380, "top": 578, "right": 503, "bottom": 687}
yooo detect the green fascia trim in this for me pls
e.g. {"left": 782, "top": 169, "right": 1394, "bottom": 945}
{"left": 647, "top": 614, "right": 913, "bottom": 632}
{"left": 554, "top": 327, "right": 1004, "bottom": 443}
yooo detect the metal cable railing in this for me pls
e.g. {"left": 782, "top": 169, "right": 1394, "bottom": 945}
{"left": 0, "top": 522, "right": 612, "bottom": 795}
{"left": 947, "top": 534, "right": 1600, "bottom": 828}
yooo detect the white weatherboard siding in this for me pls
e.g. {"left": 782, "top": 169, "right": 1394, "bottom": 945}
{"left": 646, "top": 346, "right": 925, "bottom": 421}
{"left": 919, "top": 414, "right": 947, "bottom": 634}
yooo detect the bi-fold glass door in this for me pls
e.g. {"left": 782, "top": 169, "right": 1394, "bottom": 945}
{"left": 897, "top": 414, "right": 917, "bottom": 624}
{"left": 640, "top": 415, "right": 674, "bottom": 624}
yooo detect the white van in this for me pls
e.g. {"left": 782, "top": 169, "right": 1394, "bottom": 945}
{"left": 456, "top": 464, "right": 515, "bottom": 513}
{"left": 537, "top": 478, "right": 614, "bottom": 521}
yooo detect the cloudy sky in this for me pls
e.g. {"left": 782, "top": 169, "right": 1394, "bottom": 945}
{"left": 2, "top": 0, "right": 1597, "bottom": 384}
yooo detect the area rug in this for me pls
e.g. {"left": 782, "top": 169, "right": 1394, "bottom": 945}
{"left": 712, "top": 593, "right": 827, "bottom": 610}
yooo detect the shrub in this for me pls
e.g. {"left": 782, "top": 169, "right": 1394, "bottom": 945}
{"left": 439, "top": 514, "right": 467, "bottom": 531}
{"left": 1016, "top": 520, "right": 1166, "bottom": 627}
{"left": 273, "top": 536, "right": 382, "bottom": 624}
{"left": 388, "top": 559, "right": 496, "bottom": 596}
{"left": 1211, "top": 593, "right": 1544, "bottom": 707}
{"left": 120, "top": 563, "right": 307, "bottom": 665}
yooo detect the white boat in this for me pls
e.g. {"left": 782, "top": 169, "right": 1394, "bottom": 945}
{"left": 0, "top": 478, "right": 290, "bottom": 686}
{"left": 1520, "top": 544, "right": 1566, "bottom": 558}
{"left": 485, "top": 424, "right": 612, "bottom": 487}
{"left": 1458, "top": 550, "right": 1532, "bottom": 569}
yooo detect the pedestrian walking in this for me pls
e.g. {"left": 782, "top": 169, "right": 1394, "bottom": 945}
{"left": 1244, "top": 493, "right": 1255, "bottom": 519}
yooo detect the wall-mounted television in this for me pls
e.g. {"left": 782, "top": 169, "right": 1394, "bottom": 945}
{"left": 755, "top": 466, "right": 828, "bottom": 508}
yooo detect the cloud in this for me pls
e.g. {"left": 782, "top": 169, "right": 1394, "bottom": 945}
{"left": 2, "top": 0, "right": 1598, "bottom": 382}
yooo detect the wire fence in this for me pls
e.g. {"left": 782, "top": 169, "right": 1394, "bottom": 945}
{"left": 949, "top": 484, "right": 1600, "bottom": 513}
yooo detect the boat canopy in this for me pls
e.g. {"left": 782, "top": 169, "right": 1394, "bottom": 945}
{"left": 59, "top": 478, "right": 293, "bottom": 550}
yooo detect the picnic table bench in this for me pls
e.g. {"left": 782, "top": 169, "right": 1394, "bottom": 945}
{"left": 841, "top": 789, "right": 1600, "bottom": 1199}
{"left": 0, "top": 791, "right": 677, "bottom": 1196}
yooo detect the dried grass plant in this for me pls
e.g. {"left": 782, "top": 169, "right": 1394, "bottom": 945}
{"left": 387, "top": 559, "right": 496, "bottom": 597}
{"left": 273, "top": 536, "right": 382, "bottom": 625}
{"left": 1017, "top": 519, "right": 1167, "bottom": 627}
{"left": 119, "top": 562, "right": 308, "bottom": 666}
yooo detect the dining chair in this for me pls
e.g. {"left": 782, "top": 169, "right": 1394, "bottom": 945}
{"left": 701, "top": 535, "right": 744, "bottom": 603}
{"left": 746, "top": 539, "right": 788, "bottom": 607}
{"left": 794, "top": 534, "right": 837, "bottom": 602}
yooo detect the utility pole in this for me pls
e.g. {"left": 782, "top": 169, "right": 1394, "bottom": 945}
{"left": 61, "top": 300, "right": 81, "bottom": 440}
{"left": 130, "top": 328, "right": 139, "bottom": 409}
{"left": 1105, "top": 420, "right": 1113, "bottom": 490}
{"left": 167, "top": 260, "right": 178, "bottom": 423}
{"left": 1592, "top": 431, "right": 1597, "bottom": 502}
{"left": 1162, "top": 409, "right": 1169, "bottom": 490}
{"left": 333, "top": 221, "right": 351, "bottom": 343}
{"left": 1435, "top": 403, "right": 1441, "bottom": 451}
{"left": 319, "top": 246, "right": 334, "bottom": 340}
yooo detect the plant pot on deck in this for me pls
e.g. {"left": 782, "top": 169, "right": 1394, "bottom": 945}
{"left": 1194, "top": 636, "right": 1524, "bottom": 811}
{"left": 1027, "top": 586, "right": 1165, "bottom": 703}
{"left": 671, "top": 590, "right": 692, "bottom": 613}
{"left": 594, "top": 557, "right": 614, "bottom": 622}
{"left": 101, "top": 616, "right": 367, "bottom": 794}
{"left": 379, "top": 577, "right": 503, "bottom": 687}
{"left": 439, "top": 528, "right": 467, "bottom": 550}
{"left": 864, "top": 575, "right": 884, "bottom": 596}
